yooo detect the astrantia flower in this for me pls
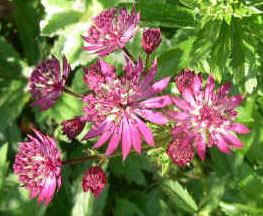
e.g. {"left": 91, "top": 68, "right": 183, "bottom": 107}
{"left": 13, "top": 129, "right": 62, "bottom": 205}
{"left": 142, "top": 28, "right": 161, "bottom": 54}
{"left": 168, "top": 73, "right": 250, "bottom": 160}
{"left": 82, "top": 166, "right": 107, "bottom": 198}
{"left": 29, "top": 56, "right": 71, "bottom": 111}
{"left": 166, "top": 138, "right": 194, "bottom": 167}
{"left": 83, "top": 6, "right": 140, "bottom": 56}
{"left": 175, "top": 69, "right": 201, "bottom": 93}
{"left": 61, "top": 117, "right": 86, "bottom": 140}
{"left": 82, "top": 57, "right": 171, "bottom": 159}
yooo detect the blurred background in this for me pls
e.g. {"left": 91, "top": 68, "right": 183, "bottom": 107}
{"left": 1, "top": 0, "right": 263, "bottom": 215}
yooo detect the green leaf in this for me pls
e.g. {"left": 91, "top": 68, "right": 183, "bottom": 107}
{"left": 199, "top": 173, "right": 227, "bottom": 215}
{"left": 13, "top": 0, "right": 41, "bottom": 64}
{"left": 220, "top": 202, "right": 263, "bottom": 216}
{"left": 161, "top": 180, "right": 198, "bottom": 214}
{"left": 0, "top": 143, "right": 9, "bottom": 192}
{"left": 0, "top": 80, "right": 29, "bottom": 131}
{"left": 121, "top": 2, "right": 195, "bottom": 28}
{"left": 114, "top": 198, "right": 145, "bottom": 216}
{"left": 110, "top": 154, "right": 151, "bottom": 186}
{"left": 41, "top": 10, "right": 84, "bottom": 36}
{"left": 36, "top": 93, "right": 83, "bottom": 124}
{"left": 0, "top": 36, "right": 25, "bottom": 79}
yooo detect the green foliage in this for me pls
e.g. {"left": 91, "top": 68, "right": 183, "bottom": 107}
{"left": 1, "top": 0, "right": 263, "bottom": 215}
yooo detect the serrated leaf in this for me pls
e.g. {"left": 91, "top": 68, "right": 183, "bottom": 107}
{"left": 120, "top": 2, "right": 195, "bottom": 28}
{"left": 0, "top": 143, "right": 9, "bottom": 192}
{"left": 161, "top": 180, "right": 198, "bottom": 213}
{"left": 0, "top": 36, "right": 25, "bottom": 79}
{"left": 220, "top": 202, "right": 263, "bottom": 216}
{"left": 0, "top": 80, "right": 29, "bottom": 131}
{"left": 13, "top": 0, "right": 41, "bottom": 64}
{"left": 41, "top": 10, "right": 84, "bottom": 36}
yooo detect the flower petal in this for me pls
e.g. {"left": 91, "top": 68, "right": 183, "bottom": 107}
{"left": 139, "top": 95, "right": 171, "bottom": 108}
{"left": 182, "top": 88, "right": 195, "bottom": 106}
{"left": 205, "top": 74, "right": 215, "bottom": 102}
{"left": 180, "top": 133, "right": 196, "bottom": 150}
{"left": 92, "top": 122, "right": 114, "bottom": 149}
{"left": 133, "top": 115, "right": 154, "bottom": 146}
{"left": 122, "top": 115, "right": 132, "bottom": 160}
{"left": 105, "top": 121, "right": 123, "bottom": 156}
{"left": 170, "top": 96, "right": 191, "bottom": 112}
{"left": 129, "top": 119, "right": 142, "bottom": 154}
{"left": 167, "top": 110, "right": 191, "bottom": 121}
{"left": 215, "top": 83, "right": 231, "bottom": 101}
{"left": 229, "top": 122, "right": 250, "bottom": 134}
{"left": 82, "top": 120, "right": 108, "bottom": 140}
{"left": 135, "top": 109, "right": 169, "bottom": 124}
{"left": 194, "top": 133, "right": 206, "bottom": 161}
{"left": 221, "top": 131, "right": 244, "bottom": 148}
{"left": 214, "top": 133, "right": 231, "bottom": 154}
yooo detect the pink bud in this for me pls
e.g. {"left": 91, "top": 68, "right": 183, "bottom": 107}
{"left": 142, "top": 28, "right": 161, "bottom": 54}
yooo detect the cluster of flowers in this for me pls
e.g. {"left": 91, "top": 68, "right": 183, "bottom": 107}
{"left": 13, "top": 6, "right": 249, "bottom": 205}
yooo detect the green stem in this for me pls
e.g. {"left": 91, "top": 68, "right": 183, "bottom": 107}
{"left": 64, "top": 88, "right": 83, "bottom": 99}
{"left": 123, "top": 47, "right": 137, "bottom": 65}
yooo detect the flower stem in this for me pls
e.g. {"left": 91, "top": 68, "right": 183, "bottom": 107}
{"left": 123, "top": 47, "right": 137, "bottom": 65}
{"left": 64, "top": 88, "right": 83, "bottom": 99}
{"left": 62, "top": 155, "right": 101, "bottom": 165}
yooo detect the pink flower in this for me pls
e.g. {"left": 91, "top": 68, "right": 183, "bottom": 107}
{"left": 61, "top": 117, "right": 86, "bottom": 140}
{"left": 166, "top": 138, "right": 194, "bottom": 167}
{"left": 82, "top": 57, "right": 171, "bottom": 160}
{"left": 29, "top": 56, "right": 71, "bottom": 111}
{"left": 82, "top": 166, "right": 107, "bottom": 198}
{"left": 175, "top": 69, "right": 201, "bottom": 93}
{"left": 168, "top": 73, "right": 250, "bottom": 161}
{"left": 83, "top": 6, "right": 140, "bottom": 56}
{"left": 142, "top": 28, "right": 161, "bottom": 54}
{"left": 13, "top": 129, "right": 62, "bottom": 205}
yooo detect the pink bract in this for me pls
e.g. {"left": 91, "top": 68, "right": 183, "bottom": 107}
{"left": 166, "top": 138, "right": 194, "bottom": 167}
{"left": 13, "top": 129, "right": 62, "bottom": 205}
{"left": 61, "top": 117, "right": 86, "bottom": 140}
{"left": 142, "top": 28, "right": 161, "bottom": 54}
{"left": 29, "top": 56, "right": 71, "bottom": 111}
{"left": 82, "top": 57, "right": 171, "bottom": 160}
{"left": 82, "top": 166, "right": 107, "bottom": 198}
{"left": 169, "top": 73, "right": 250, "bottom": 160}
{"left": 83, "top": 6, "right": 140, "bottom": 56}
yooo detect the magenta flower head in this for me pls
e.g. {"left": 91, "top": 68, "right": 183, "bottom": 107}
{"left": 175, "top": 69, "right": 201, "bottom": 93}
{"left": 142, "top": 28, "right": 161, "bottom": 54}
{"left": 13, "top": 129, "right": 62, "bottom": 205}
{"left": 82, "top": 57, "right": 171, "bottom": 160}
{"left": 166, "top": 138, "right": 194, "bottom": 167}
{"left": 29, "top": 56, "right": 71, "bottom": 111}
{"left": 61, "top": 117, "right": 86, "bottom": 140}
{"left": 168, "top": 73, "right": 250, "bottom": 161}
{"left": 82, "top": 166, "right": 107, "bottom": 198}
{"left": 83, "top": 6, "right": 140, "bottom": 56}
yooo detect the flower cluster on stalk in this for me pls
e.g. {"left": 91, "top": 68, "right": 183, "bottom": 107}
{"left": 13, "top": 5, "right": 250, "bottom": 206}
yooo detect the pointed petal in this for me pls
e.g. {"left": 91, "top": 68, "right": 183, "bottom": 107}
{"left": 180, "top": 133, "right": 196, "bottom": 150}
{"left": 226, "top": 95, "right": 245, "bottom": 108}
{"left": 82, "top": 120, "right": 108, "bottom": 140}
{"left": 215, "top": 133, "right": 231, "bottom": 154}
{"left": 92, "top": 122, "right": 114, "bottom": 149}
{"left": 138, "top": 58, "right": 157, "bottom": 91}
{"left": 62, "top": 56, "right": 71, "bottom": 80}
{"left": 139, "top": 95, "right": 171, "bottom": 108}
{"left": 170, "top": 96, "right": 191, "bottom": 112}
{"left": 105, "top": 122, "right": 122, "bottom": 156}
{"left": 221, "top": 131, "right": 244, "bottom": 148}
{"left": 191, "top": 76, "right": 202, "bottom": 97}
{"left": 135, "top": 109, "right": 169, "bottom": 124}
{"left": 205, "top": 74, "right": 215, "bottom": 102}
{"left": 99, "top": 59, "right": 116, "bottom": 77}
{"left": 133, "top": 115, "right": 154, "bottom": 146}
{"left": 167, "top": 110, "right": 191, "bottom": 121}
{"left": 229, "top": 122, "right": 250, "bottom": 134}
{"left": 194, "top": 134, "right": 206, "bottom": 161}
{"left": 139, "top": 77, "right": 171, "bottom": 100}
{"left": 129, "top": 119, "right": 142, "bottom": 154}
{"left": 182, "top": 88, "right": 195, "bottom": 106}
{"left": 122, "top": 115, "right": 132, "bottom": 160}
{"left": 215, "top": 83, "right": 231, "bottom": 100}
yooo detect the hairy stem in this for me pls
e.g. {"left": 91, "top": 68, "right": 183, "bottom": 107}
{"left": 64, "top": 88, "right": 83, "bottom": 99}
{"left": 123, "top": 47, "right": 137, "bottom": 65}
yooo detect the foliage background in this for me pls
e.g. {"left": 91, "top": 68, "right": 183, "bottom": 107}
{"left": 1, "top": 0, "right": 263, "bottom": 215}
